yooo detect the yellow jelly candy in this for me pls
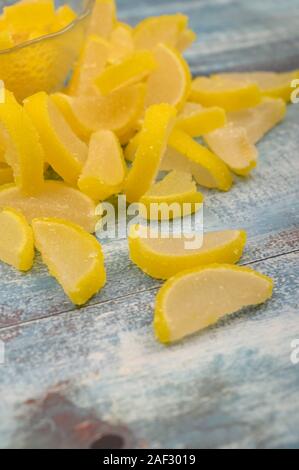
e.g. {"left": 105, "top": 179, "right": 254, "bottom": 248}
{"left": 88, "top": 0, "right": 117, "bottom": 38}
{"left": 228, "top": 97, "right": 286, "bottom": 144}
{"left": 24, "top": 92, "right": 88, "bottom": 185}
{"left": 139, "top": 170, "right": 204, "bottom": 220}
{"left": 154, "top": 264, "right": 273, "bottom": 343}
{"left": 0, "top": 90, "right": 44, "bottom": 195}
{"left": 124, "top": 103, "right": 177, "bottom": 203}
{"left": 0, "top": 207, "right": 34, "bottom": 271}
{"left": 68, "top": 35, "right": 109, "bottom": 96}
{"left": 0, "top": 180, "right": 98, "bottom": 233}
{"left": 190, "top": 76, "right": 261, "bottom": 112}
{"left": 52, "top": 84, "right": 146, "bottom": 141}
{"left": 129, "top": 226, "right": 246, "bottom": 279}
{"left": 145, "top": 43, "right": 191, "bottom": 110}
{"left": 3, "top": 0, "right": 55, "bottom": 32}
{"left": 78, "top": 130, "right": 126, "bottom": 201}
{"left": 176, "top": 102, "right": 227, "bottom": 136}
{"left": 176, "top": 29, "right": 196, "bottom": 52}
{"left": 204, "top": 123, "right": 258, "bottom": 176}
{"left": 168, "top": 129, "right": 233, "bottom": 190}
{"left": 108, "top": 22, "right": 134, "bottom": 64}
{"left": 0, "top": 30, "right": 13, "bottom": 50}
{"left": 0, "top": 163, "right": 13, "bottom": 184}
{"left": 133, "top": 14, "right": 187, "bottom": 50}
{"left": 32, "top": 217, "right": 106, "bottom": 305}
{"left": 95, "top": 50, "right": 157, "bottom": 96}
{"left": 51, "top": 5, "right": 77, "bottom": 33}
{"left": 214, "top": 71, "right": 299, "bottom": 102}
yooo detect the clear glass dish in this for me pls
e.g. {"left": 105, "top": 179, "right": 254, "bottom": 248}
{"left": 0, "top": 1, "right": 94, "bottom": 101}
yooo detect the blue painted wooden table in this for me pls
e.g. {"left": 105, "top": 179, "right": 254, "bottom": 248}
{"left": 0, "top": 0, "right": 299, "bottom": 449}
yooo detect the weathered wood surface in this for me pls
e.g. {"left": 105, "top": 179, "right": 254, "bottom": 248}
{"left": 0, "top": 0, "right": 299, "bottom": 449}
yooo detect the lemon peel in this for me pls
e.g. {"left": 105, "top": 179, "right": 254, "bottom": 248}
{"left": 129, "top": 227, "right": 246, "bottom": 279}
{"left": 78, "top": 130, "right": 126, "bottom": 201}
{"left": 123, "top": 103, "right": 177, "bottom": 203}
{"left": 24, "top": 92, "right": 88, "bottom": 185}
{"left": 0, "top": 181, "right": 98, "bottom": 233}
{"left": 0, "top": 207, "right": 34, "bottom": 271}
{"left": 32, "top": 217, "right": 106, "bottom": 305}
{"left": 154, "top": 264, "right": 273, "bottom": 343}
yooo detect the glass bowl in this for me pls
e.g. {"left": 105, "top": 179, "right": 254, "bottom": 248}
{"left": 0, "top": 1, "right": 94, "bottom": 101}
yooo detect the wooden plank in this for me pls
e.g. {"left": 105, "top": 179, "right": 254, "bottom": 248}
{"left": 0, "top": 251, "right": 298, "bottom": 449}
{"left": 0, "top": 103, "right": 298, "bottom": 328}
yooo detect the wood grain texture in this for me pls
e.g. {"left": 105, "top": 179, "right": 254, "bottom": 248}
{"left": 0, "top": 0, "right": 299, "bottom": 449}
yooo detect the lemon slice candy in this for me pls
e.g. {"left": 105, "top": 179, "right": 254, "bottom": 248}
{"left": 145, "top": 43, "right": 191, "bottom": 110}
{"left": 228, "top": 97, "right": 286, "bottom": 144}
{"left": 154, "top": 264, "right": 273, "bottom": 343}
{"left": 88, "top": 0, "right": 117, "bottom": 38}
{"left": 129, "top": 227, "right": 246, "bottom": 279}
{"left": 24, "top": 92, "right": 88, "bottom": 185}
{"left": 0, "top": 207, "right": 34, "bottom": 271}
{"left": 95, "top": 51, "right": 157, "bottom": 96}
{"left": 0, "top": 181, "right": 98, "bottom": 233}
{"left": 53, "top": 84, "right": 146, "bottom": 142}
{"left": 78, "top": 130, "right": 126, "bottom": 201}
{"left": 176, "top": 102, "right": 227, "bottom": 137}
{"left": 32, "top": 218, "right": 106, "bottom": 305}
{"left": 204, "top": 123, "right": 258, "bottom": 176}
{"left": 133, "top": 14, "right": 188, "bottom": 50}
{"left": 190, "top": 76, "right": 261, "bottom": 112}
{"left": 139, "top": 170, "right": 203, "bottom": 220}
{"left": 124, "top": 103, "right": 177, "bottom": 202}
{"left": 168, "top": 129, "right": 233, "bottom": 190}
{"left": 0, "top": 90, "right": 44, "bottom": 195}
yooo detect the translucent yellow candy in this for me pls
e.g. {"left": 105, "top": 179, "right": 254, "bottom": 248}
{"left": 204, "top": 123, "right": 258, "bottom": 176}
{"left": 88, "top": 0, "right": 116, "bottom": 38}
{"left": 3, "top": 0, "right": 55, "bottom": 32}
{"left": 32, "top": 217, "right": 106, "bottom": 305}
{"left": 154, "top": 264, "right": 273, "bottom": 343}
{"left": 124, "top": 104, "right": 177, "bottom": 202}
{"left": 176, "top": 29, "right": 196, "bottom": 52}
{"left": 78, "top": 130, "right": 126, "bottom": 201}
{"left": 95, "top": 50, "right": 157, "bottom": 96}
{"left": 0, "top": 207, "right": 34, "bottom": 271}
{"left": 129, "top": 227, "right": 246, "bottom": 279}
{"left": 51, "top": 5, "right": 77, "bottom": 33}
{"left": 0, "top": 181, "right": 98, "bottom": 233}
{"left": 190, "top": 76, "right": 261, "bottom": 112}
{"left": 145, "top": 43, "right": 191, "bottom": 110}
{"left": 133, "top": 14, "right": 187, "bottom": 50}
{"left": 168, "top": 129, "right": 233, "bottom": 190}
{"left": 67, "top": 35, "right": 109, "bottom": 96}
{"left": 24, "top": 92, "right": 88, "bottom": 185}
{"left": 176, "top": 102, "right": 227, "bottom": 136}
{"left": 214, "top": 71, "right": 299, "bottom": 103}
{"left": 0, "top": 163, "right": 13, "bottom": 184}
{"left": 108, "top": 22, "right": 134, "bottom": 64}
{"left": 52, "top": 84, "right": 146, "bottom": 141}
{"left": 0, "top": 90, "right": 44, "bottom": 195}
{"left": 139, "top": 170, "right": 204, "bottom": 220}
{"left": 0, "top": 30, "right": 13, "bottom": 50}
{"left": 228, "top": 97, "right": 286, "bottom": 144}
